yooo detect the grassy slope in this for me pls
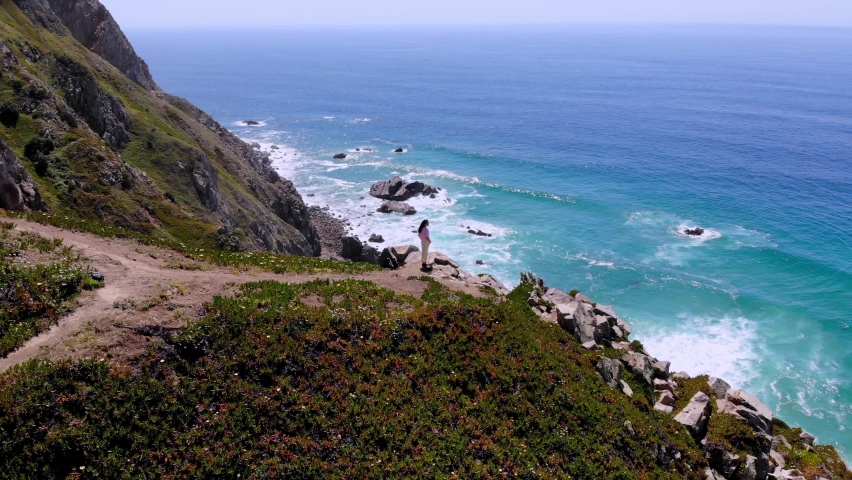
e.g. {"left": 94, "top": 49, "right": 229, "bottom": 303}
{"left": 0, "top": 279, "right": 709, "bottom": 479}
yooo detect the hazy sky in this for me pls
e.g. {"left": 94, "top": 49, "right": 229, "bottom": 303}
{"left": 100, "top": 0, "right": 852, "bottom": 28}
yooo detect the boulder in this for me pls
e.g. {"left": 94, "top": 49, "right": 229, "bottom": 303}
{"left": 369, "top": 176, "right": 405, "bottom": 199}
{"left": 0, "top": 138, "right": 44, "bottom": 212}
{"left": 433, "top": 254, "right": 459, "bottom": 269}
{"left": 672, "top": 371, "right": 691, "bottom": 380}
{"left": 654, "top": 403, "right": 674, "bottom": 415}
{"left": 341, "top": 236, "right": 362, "bottom": 260}
{"left": 573, "top": 292, "right": 593, "bottom": 304}
{"left": 799, "top": 432, "right": 815, "bottom": 446}
{"left": 555, "top": 302, "right": 579, "bottom": 333}
{"left": 594, "top": 316, "right": 611, "bottom": 343}
{"left": 242, "top": 120, "right": 260, "bottom": 126}
{"left": 725, "top": 390, "right": 773, "bottom": 435}
{"left": 654, "top": 379, "right": 674, "bottom": 392}
{"left": 391, "top": 245, "right": 419, "bottom": 264}
{"left": 621, "top": 352, "right": 655, "bottom": 385}
{"left": 684, "top": 227, "right": 705, "bottom": 236}
{"left": 333, "top": 153, "right": 347, "bottom": 159}
{"left": 369, "top": 176, "right": 436, "bottom": 201}
{"left": 615, "top": 318, "right": 632, "bottom": 339}
{"left": 674, "top": 392, "right": 712, "bottom": 438}
{"left": 368, "top": 234, "right": 384, "bottom": 243}
{"left": 377, "top": 201, "right": 416, "bottom": 215}
{"left": 769, "top": 450, "right": 785, "bottom": 470}
{"left": 582, "top": 341, "right": 600, "bottom": 350}
{"left": 394, "top": 148, "right": 404, "bottom": 153}
{"left": 620, "top": 380, "right": 633, "bottom": 397}
{"left": 708, "top": 377, "right": 731, "bottom": 398}
{"left": 771, "top": 435, "right": 792, "bottom": 452}
{"left": 378, "top": 247, "right": 399, "bottom": 269}
{"left": 739, "top": 454, "right": 769, "bottom": 480}
{"left": 542, "top": 288, "right": 574, "bottom": 306}
{"left": 653, "top": 360, "right": 671, "bottom": 377}
{"left": 360, "top": 244, "right": 379, "bottom": 265}
{"left": 705, "top": 468, "right": 726, "bottom": 480}
{"left": 658, "top": 390, "right": 676, "bottom": 407}
{"left": 772, "top": 469, "right": 806, "bottom": 480}
{"left": 595, "top": 356, "right": 622, "bottom": 389}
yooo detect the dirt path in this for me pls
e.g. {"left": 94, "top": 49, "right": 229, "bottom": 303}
{"left": 0, "top": 218, "right": 497, "bottom": 373}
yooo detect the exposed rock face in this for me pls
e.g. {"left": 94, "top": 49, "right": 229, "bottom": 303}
{"left": 54, "top": 55, "right": 130, "bottom": 148}
{"left": 341, "top": 236, "right": 363, "bottom": 260}
{"left": 718, "top": 390, "right": 774, "bottom": 435}
{"left": 674, "top": 392, "right": 712, "bottom": 438}
{"left": 44, "top": 0, "right": 157, "bottom": 89}
{"left": 0, "top": 138, "right": 45, "bottom": 211}
{"left": 596, "top": 356, "right": 622, "bottom": 389}
{"left": 191, "top": 152, "right": 219, "bottom": 212}
{"left": 391, "top": 245, "right": 419, "bottom": 264}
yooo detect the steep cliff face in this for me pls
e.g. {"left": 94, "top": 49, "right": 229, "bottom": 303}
{"left": 0, "top": 0, "right": 321, "bottom": 256}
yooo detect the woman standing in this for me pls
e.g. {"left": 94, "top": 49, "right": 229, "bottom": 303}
{"left": 418, "top": 219, "right": 431, "bottom": 271}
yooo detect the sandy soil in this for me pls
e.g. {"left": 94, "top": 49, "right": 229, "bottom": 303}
{"left": 0, "top": 218, "right": 496, "bottom": 373}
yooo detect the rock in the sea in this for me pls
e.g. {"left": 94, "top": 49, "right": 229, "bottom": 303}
{"left": 368, "top": 234, "right": 385, "bottom": 243}
{"left": 674, "top": 392, "right": 712, "bottom": 437}
{"left": 242, "top": 120, "right": 260, "bottom": 126}
{"left": 684, "top": 227, "right": 705, "bottom": 236}
{"left": 468, "top": 229, "right": 492, "bottom": 237}
{"left": 369, "top": 176, "right": 437, "bottom": 201}
{"left": 394, "top": 148, "right": 404, "bottom": 153}
{"left": 333, "top": 153, "right": 347, "bottom": 159}
{"left": 376, "top": 201, "right": 416, "bottom": 215}
{"left": 341, "top": 236, "right": 362, "bottom": 260}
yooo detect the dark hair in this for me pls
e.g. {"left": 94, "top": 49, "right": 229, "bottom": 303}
{"left": 418, "top": 219, "right": 429, "bottom": 234}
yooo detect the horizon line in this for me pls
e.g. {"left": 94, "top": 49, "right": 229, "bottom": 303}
{"left": 122, "top": 22, "right": 852, "bottom": 30}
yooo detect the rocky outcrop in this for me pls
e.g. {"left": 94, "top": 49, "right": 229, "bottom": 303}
{"left": 674, "top": 392, "right": 712, "bottom": 438}
{"left": 684, "top": 227, "right": 705, "bottom": 236}
{"left": 377, "top": 200, "right": 416, "bottom": 215}
{"left": 0, "top": 138, "right": 45, "bottom": 212}
{"left": 54, "top": 55, "right": 130, "bottom": 148}
{"left": 369, "top": 176, "right": 438, "bottom": 202}
{"left": 36, "top": 0, "right": 156, "bottom": 89}
{"left": 191, "top": 152, "right": 219, "bottom": 212}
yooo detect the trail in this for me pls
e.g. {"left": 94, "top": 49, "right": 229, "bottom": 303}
{"left": 0, "top": 218, "right": 495, "bottom": 373}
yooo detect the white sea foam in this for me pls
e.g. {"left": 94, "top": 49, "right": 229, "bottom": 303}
{"left": 640, "top": 314, "right": 761, "bottom": 388}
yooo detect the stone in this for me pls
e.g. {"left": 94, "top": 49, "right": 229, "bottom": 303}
{"left": 769, "top": 450, "right": 785, "bottom": 470}
{"left": 394, "top": 148, "right": 404, "bottom": 153}
{"left": 620, "top": 380, "right": 633, "bottom": 397}
{"left": 595, "top": 356, "right": 622, "bottom": 388}
{"left": 621, "top": 352, "right": 655, "bottom": 385}
{"left": 476, "top": 260, "right": 486, "bottom": 265}
{"left": 799, "top": 431, "right": 815, "bottom": 446}
{"left": 594, "top": 304, "right": 617, "bottom": 318}
{"left": 433, "top": 254, "right": 459, "bottom": 268}
{"left": 242, "top": 120, "right": 260, "bottom": 126}
{"left": 773, "top": 470, "right": 805, "bottom": 480}
{"left": 555, "top": 302, "right": 579, "bottom": 334}
{"left": 333, "top": 153, "right": 347, "bottom": 159}
{"left": 654, "top": 402, "right": 674, "bottom": 414}
{"left": 369, "top": 176, "right": 405, "bottom": 199}
{"left": 738, "top": 454, "right": 769, "bottom": 480}
{"left": 653, "top": 360, "right": 671, "bottom": 377}
{"left": 573, "top": 292, "right": 593, "bottom": 304}
{"left": 542, "top": 288, "right": 574, "bottom": 306}
{"left": 708, "top": 377, "right": 732, "bottom": 398}
{"left": 612, "top": 341, "right": 631, "bottom": 351}
{"left": 369, "top": 176, "right": 436, "bottom": 201}
{"left": 705, "top": 468, "right": 726, "bottom": 480}
{"left": 368, "top": 233, "right": 384, "bottom": 243}
{"left": 726, "top": 390, "right": 773, "bottom": 435}
{"left": 658, "top": 390, "right": 676, "bottom": 406}
{"left": 341, "top": 236, "right": 362, "bottom": 260}
{"left": 378, "top": 247, "right": 399, "bottom": 269}
{"left": 616, "top": 318, "right": 632, "bottom": 339}
{"left": 674, "top": 392, "right": 712, "bottom": 437}
{"left": 672, "top": 371, "right": 691, "bottom": 380}
{"left": 611, "top": 326, "right": 624, "bottom": 338}
{"left": 391, "top": 245, "right": 419, "bottom": 264}
{"left": 771, "top": 435, "right": 792, "bottom": 452}
{"left": 360, "top": 244, "right": 379, "bottom": 265}
{"left": 376, "top": 201, "right": 416, "bottom": 215}
{"left": 582, "top": 341, "right": 600, "bottom": 350}
{"left": 654, "top": 379, "right": 674, "bottom": 392}
{"left": 594, "top": 316, "right": 611, "bottom": 343}
{"left": 684, "top": 227, "right": 705, "bottom": 236}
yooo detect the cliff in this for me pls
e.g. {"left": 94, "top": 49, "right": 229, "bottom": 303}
{"left": 0, "top": 0, "right": 320, "bottom": 256}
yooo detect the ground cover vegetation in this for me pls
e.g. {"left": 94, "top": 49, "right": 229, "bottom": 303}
{"left": 1, "top": 278, "right": 714, "bottom": 479}
{"left": 0, "top": 222, "right": 96, "bottom": 357}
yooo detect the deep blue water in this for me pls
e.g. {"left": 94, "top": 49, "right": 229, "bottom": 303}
{"left": 129, "top": 26, "right": 852, "bottom": 456}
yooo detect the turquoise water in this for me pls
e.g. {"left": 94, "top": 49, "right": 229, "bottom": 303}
{"left": 130, "top": 26, "right": 852, "bottom": 455}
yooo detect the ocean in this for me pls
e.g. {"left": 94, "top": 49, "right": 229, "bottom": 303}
{"left": 128, "top": 25, "right": 852, "bottom": 455}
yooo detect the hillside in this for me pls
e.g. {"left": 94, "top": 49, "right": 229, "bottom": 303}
{"left": 0, "top": 0, "right": 320, "bottom": 256}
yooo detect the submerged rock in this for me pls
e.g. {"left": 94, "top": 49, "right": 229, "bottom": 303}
{"left": 684, "top": 227, "right": 705, "bottom": 236}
